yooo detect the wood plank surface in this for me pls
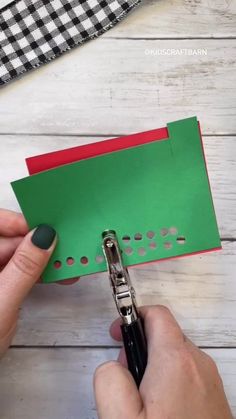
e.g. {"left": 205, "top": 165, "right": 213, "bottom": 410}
{"left": 1, "top": 133, "right": 235, "bottom": 347}
{"left": 8, "top": 240, "right": 234, "bottom": 347}
{"left": 105, "top": 0, "right": 236, "bottom": 39}
{"left": 1, "top": 0, "right": 236, "bottom": 416}
{"left": 0, "top": 39, "right": 235, "bottom": 135}
{"left": 0, "top": 348, "right": 236, "bottom": 419}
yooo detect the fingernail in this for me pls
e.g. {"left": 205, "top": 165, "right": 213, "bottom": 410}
{"left": 31, "top": 224, "right": 56, "bottom": 250}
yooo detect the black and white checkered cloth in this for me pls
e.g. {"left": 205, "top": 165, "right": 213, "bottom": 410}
{"left": 0, "top": 0, "right": 140, "bottom": 85}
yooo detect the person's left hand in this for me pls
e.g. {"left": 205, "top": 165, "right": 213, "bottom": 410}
{"left": 0, "top": 209, "right": 79, "bottom": 285}
{"left": 0, "top": 208, "right": 77, "bottom": 358}
{"left": 0, "top": 209, "right": 29, "bottom": 271}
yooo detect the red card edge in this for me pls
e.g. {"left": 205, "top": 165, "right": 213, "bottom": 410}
{"left": 26, "top": 121, "right": 221, "bottom": 264}
{"left": 129, "top": 246, "right": 222, "bottom": 271}
{"left": 54, "top": 246, "right": 222, "bottom": 282}
{"left": 26, "top": 126, "right": 169, "bottom": 175}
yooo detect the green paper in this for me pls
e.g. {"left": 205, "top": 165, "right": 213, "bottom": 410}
{"left": 11, "top": 117, "right": 221, "bottom": 283}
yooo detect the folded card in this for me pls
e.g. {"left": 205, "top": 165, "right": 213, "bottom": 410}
{"left": 11, "top": 116, "right": 221, "bottom": 283}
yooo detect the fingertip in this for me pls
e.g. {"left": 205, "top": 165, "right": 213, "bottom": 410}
{"left": 109, "top": 318, "right": 122, "bottom": 341}
{"left": 94, "top": 360, "right": 120, "bottom": 390}
{"left": 94, "top": 360, "right": 134, "bottom": 397}
{"left": 30, "top": 224, "right": 57, "bottom": 251}
{"left": 0, "top": 224, "right": 58, "bottom": 309}
{"left": 94, "top": 360, "right": 120, "bottom": 378}
{"left": 0, "top": 209, "right": 29, "bottom": 237}
{"left": 94, "top": 360, "right": 143, "bottom": 419}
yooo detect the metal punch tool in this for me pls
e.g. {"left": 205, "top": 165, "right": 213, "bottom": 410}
{"left": 102, "top": 230, "right": 148, "bottom": 387}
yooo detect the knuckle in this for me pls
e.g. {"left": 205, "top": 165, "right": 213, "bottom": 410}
{"left": 202, "top": 351, "right": 220, "bottom": 375}
{"left": 156, "top": 305, "right": 171, "bottom": 315}
{"left": 5, "top": 215, "right": 19, "bottom": 235}
{"left": 179, "top": 348, "right": 195, "bottom": 366}
{"left": 203, "top": 351, "right": 216, "bottom": 366}
{"left": 146, "top": 305, "right": 171, "bottom": 322}
{"left": 145, "top": 305, "right": 179, "bottom": 335}
{"left": 172, "top": 347, "right": 197, "bottom": 373}
{"left": 12, "top": 250, "right": 40, "bottom": 277}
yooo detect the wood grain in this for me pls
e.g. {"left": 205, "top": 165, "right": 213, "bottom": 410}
{"left": 0, "top": 40, "right": 235, "bottom": 135}
{"left": 105, "top": 0, "right": 236, "bottom": 39}
{"left": 0, "top": 348, "right": 236, "bottom": 419}
{"left": 1, "top": 0, "right": 236, "bottom": 414}
{"left": 8, "top": 240, "right": 235, "bottom": 347}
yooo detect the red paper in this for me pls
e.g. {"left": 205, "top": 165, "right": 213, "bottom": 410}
{"left": 26, "top": 126, "right": 168, "bottom": 174}
{"left": 25, "top": 121, "right": 221, "bottom": 265}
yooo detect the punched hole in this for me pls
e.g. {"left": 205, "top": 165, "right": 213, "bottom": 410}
{"left": 161, "top": 228, "right": 169, "bottom": 237}
{"left": 149, "top": 241, "right": 157, "bottom": 250}
{"left": 125, "top": 247, "right": 133, "bottom": 255}
{"left": 138, "top": 247, "right": 146, "bottom": 256}
{"left": 169, "top": 227, "right": 178, "bottom": 235}
{"left": 147, "top": 230, "right": 155, "bottom": 239}
{"left": 54, "top": 260, "right": 61, "bottom": 269}
{"left": 96, "top": 255, "right": 104, "bottom": 264}
{"left": 134, "top": 233, "right": 142, "bottom": 241}
{"left": 164, "top": 242, "right": 172, "bottom": 250}
{"left": 177, "top": 237, "right": 186, "bottom": 245}
{"left": 80, "top": 256, "right": 89, "bottom": 265}
{"left": 66, "top": 257, "right": 74, "bottom": 266}
{"left": 122, "top": 235, "right": 131, "bottom": 243}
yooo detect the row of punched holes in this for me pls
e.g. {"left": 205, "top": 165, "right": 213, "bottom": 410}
{"left": 53, "top": 228, "right": 186, "bottom": 269}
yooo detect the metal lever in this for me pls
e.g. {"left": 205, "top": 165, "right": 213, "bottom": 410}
{"left": 102, "top": 230, "right": 138, "bottom": 325}
{"left": 102, "top": 230, "right": 148, "bottom": 386}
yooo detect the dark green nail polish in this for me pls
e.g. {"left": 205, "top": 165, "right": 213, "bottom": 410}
{"left": 31, "top": 224, "right": 56, "bottom": 249}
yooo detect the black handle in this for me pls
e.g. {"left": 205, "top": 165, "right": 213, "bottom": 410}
{"left": 121, "top": 317, "right": 148, "bottom": 387}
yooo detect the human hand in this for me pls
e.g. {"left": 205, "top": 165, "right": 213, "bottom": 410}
{"left": 94, "top": 305, "right": 233, "bottom": 419}
{"left": 0, "top": 209, "right": 56, "bottom": 358}
{"left": 0, "top": 208, "right": 78, "bottom": 284}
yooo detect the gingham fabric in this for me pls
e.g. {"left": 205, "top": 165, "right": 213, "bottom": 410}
{"left": 0, "top": 0, "right": 140, "bottom": 85}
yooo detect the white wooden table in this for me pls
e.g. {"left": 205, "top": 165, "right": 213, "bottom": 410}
{"left": 0, "top": 1, "right": 236, "bottom": 417}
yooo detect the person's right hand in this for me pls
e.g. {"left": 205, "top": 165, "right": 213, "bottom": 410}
{"left": 94, "top": 305, "right": 233, "bottom": 419}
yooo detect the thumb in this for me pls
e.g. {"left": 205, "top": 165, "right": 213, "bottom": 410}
{"left": 94, "top": 361, "right": 143, "bottom": 419}
{"left": 0, "top": 224, "right": 56, "bottom": 312}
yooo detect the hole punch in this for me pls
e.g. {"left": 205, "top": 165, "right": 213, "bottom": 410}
{"left": 80, "top": 256, "right": 89, "bottom": 265}
{"left": 54, "top": 260, "right": 61, "bottom": 269}
{"left": 122, "top": 235, "right": 131, "bottom": 243}
{"left": 138, "top": 247, "right": 146, "bottom": 256}
{"left": 169, "top": 227, "right": 178, "bottom": 235}
{"left": 149, "top": 241, "right": 157, "bottom": 250}
{"left": 161, "top": 228, "right": 168, "bottom": 237}
{"left": 102, "top": 230, "right": 148, "bottom": 386}
{"left": 134, "top": 233, "right": 142, "bottom": 241}
{"left": 177, "top": 237, "right": 186, "bottom": 245}
{"left": 96, "top": 255, "right": 104, "bottom": 264}
{"left": 147, "top": 231, "right": 155, "bottom": 239}
{"left": 164, "top": 242, "right": 172, "bottom": 249}
{"left": 66, "top": 257, "right": 74, "bottom": 266}
{"left": 125, "top": 247, "right": 133, "bottom": 255}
